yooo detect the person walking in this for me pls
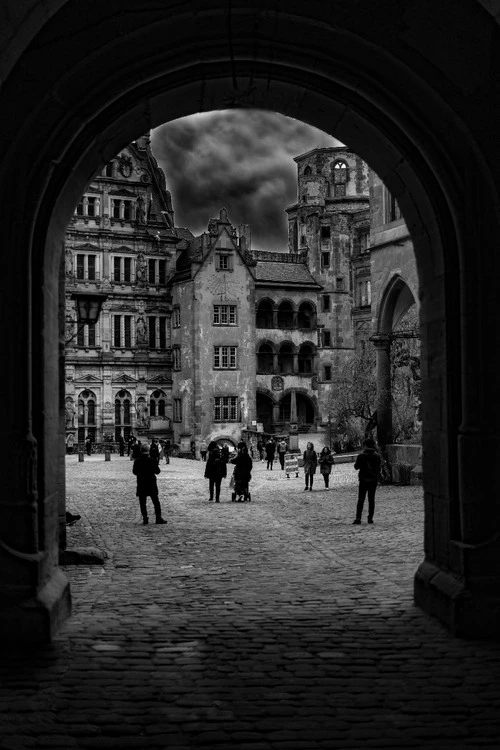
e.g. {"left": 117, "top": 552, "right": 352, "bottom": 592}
{"left": 277, "top": 437, "right": 288, "bottom": 470}
{"left": 353, "top": 438, "right": 381, "bottom": 525}
{"left": 66, "top": 433, "right": 75, "bottom": 455}
{"left": 265, "top": 437, "right": 276, "bottom": 470}
{"left": 204, "top": 446, "right": 227, "bottom": 502}
{"left": 257, "top": 438, "right": 265, "bottom": 461}
{"left": 127, "top": 434, "right": 136, "bottom": 457}
{"left": 303, "top": 441, "right": 318, "bottom": 491}
{"left": 163, "top": 439, "right": 171, "bottom": 464}
{"left": 85, "top": 435, "right": 92, "bottom": 456}
{"left": 230, "top": 444, "right": 253, "bottom": 502}
{"left": 118, "top": 434, "right": 125, "bottom": 457}
{"left": 133, "top": 443, "right": 167, "bottom": 525}
{"left": 318, "top": 446, "right": 335, "bottom": 488}
{"left": 131, "top": 440, "right": 142, "bottom": 460}
{"left": 149, "top": 437, "right": 160, "bottom": 465}
{"left": 200, "top": 440, "right": 208, "bottom": 461}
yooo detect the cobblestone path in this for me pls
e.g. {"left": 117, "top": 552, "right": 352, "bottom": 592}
{"left": 1, "top": 455, "right": 500, "bottom": 749}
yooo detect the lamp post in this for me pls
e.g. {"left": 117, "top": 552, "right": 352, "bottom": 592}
{"left": 65, "top": 292, "right": 108, "bottom": 344}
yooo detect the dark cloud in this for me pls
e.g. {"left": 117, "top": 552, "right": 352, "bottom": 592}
{"left": 151, "top": 110, "right": 343, "bottom": 252}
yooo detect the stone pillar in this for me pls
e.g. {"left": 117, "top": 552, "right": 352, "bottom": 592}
{"left": 371, "top": 335, "right": 392, "bottom": 447}
{"left": 272, "top": 401, "right": 280, "bottom": 426}
{"left": 288, "top": 391, "right": 300, "bottom": 452}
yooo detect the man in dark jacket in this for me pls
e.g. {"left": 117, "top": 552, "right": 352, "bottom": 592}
{"left": 149, "top": 437, "right": 160, "bottom": 465}
{"left": 133, "top": 443, "right": 167, "bottom": 525}
{"left": 204, "top": 447, "right": 227, "bottom": 502}
{"left": 352, "top": 438, "right": 382, "bottom": 524}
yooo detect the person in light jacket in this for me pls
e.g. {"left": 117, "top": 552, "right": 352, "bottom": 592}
{"left": 303, "top": 442, "right": 318, "bottom": 491}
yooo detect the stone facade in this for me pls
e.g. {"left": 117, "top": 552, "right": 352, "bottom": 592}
{"left": 64, "top": 135, "right": 177, "bottom": 447}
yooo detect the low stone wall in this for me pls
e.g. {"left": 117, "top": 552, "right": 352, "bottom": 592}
{"left": 386, "top": 444, "right": 422, "bottom": 485}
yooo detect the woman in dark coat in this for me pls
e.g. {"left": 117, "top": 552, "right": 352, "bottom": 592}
{"left": 230, "top": 444, "right": 253, "bottom": 502}
{"left": 265, "top": 438, "right": 276, "bottom": 470}
{"left": 303, "top": 441, "right": 318, "bottom": 491}
{"left": 204, "top": 447, "right": 227, "bottom": 502}
{"left": 318, "top": 446, "right": 335, "bottom": 488}
{"left": 132, "top": 443, "right": 167, "bottom": 525}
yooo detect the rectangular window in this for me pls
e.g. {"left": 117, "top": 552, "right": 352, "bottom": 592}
{"left": 158, "top": 259, "right": 166, "bottom": 285}
{"left": 321, "top": 226, "right": 331, "bottom": 240}
{"left": 214, "top": 396, "right": 239, "bottom": 422}
{"left": 113, "top": 257, "right": 121, "bottom": 282}
{"left": 76, "top": 201, "right": 84, "bottom": 216}
{"left": 173, "top": 398, "right": 182, "bottom": 422}
{"left": 148, "top": 259, "right": 156, "bottom": 284}
{"left": 159, "top": 317, "right": 166, "bottom": 349}
{"left": 173, "top": 307, "right": 181, "bottom": 328}
{"left": 148, "top": 318, "right": 156, "bottom": 348}
{"left": 173, "top": 348, "right": 181, "bottom": 370}
{"left": 213, "top": 346, "right": 237, "bottom": 369}
{"left": 359, "top": 233, "right": 369, "bottom": 254}
{"left": 87, "top": 255, "right": 96, "bottom": 281}
{"left": 87, "top": 197, "right": 96, "bottom": 217}
{"left": 213, "top": 305, "right": 237, "bottom": 325}
{"left": 112, "top": 200, "right": 120, "bottom": 219}
{"left": 123, "top": 201, "right": 132, "bottom": 220}
{"left": 323, "top": 330, "right": 331, "bottom": 347}
{"left": 113, "top": 316, "right": 121, "bottom": 347}
{"left": 124, "top": 315, "right": 132, "bottom": 348}
{"left": 321, "top": 252, "right": 330, "bottom": 268}
{"left": 87, "top": 322, "right": 96, "bottom": 347}
{"left": 322, "top": 295, "right": 330, "bottom": 312}
{"left": 324, "top": 365, "right": 332, "bottom": 381}
{"left": 76, "top": 254, "right": 85, "bottom": 280}
{"left": 217, "top": 254, "right": 233, "bottom": 271}
{"left": 123, "top": 257, "right": 131, "bottom": 283}
{"left": 336, "top": 276, "right": 344, "bottom": 291}
{"left": 77, "top": 325, "right": 85, "bottom": 347}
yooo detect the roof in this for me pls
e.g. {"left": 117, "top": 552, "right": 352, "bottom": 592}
{"left": 253, "top": 260, "right": 321, "bottom": 287}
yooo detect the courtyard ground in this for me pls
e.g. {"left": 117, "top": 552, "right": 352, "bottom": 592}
{"left": 1, "top": 454, "right": 500, "bottom": 749}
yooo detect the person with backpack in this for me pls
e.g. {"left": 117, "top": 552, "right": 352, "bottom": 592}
{"left": 204, "top": 447, "right": 227, "bottom": 502}
{"left": 352, "top": 438, "right": 382, "bottom": 525}
{"left": 277, "top": 437, "right": 288, "bottom": 470}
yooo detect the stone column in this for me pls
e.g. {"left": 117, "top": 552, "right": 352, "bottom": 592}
{"left": 288, "top": 390, "right": 299, "bottom": 452}
{"left": 371, "top": 335, "right": 392, "bottom": 447}
{"left": 272, "top": 401, "right": 280, "bottom": 426}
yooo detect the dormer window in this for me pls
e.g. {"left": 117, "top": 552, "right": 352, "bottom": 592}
{"left": 217, "top": 253, "right": 233, "bottom": 271}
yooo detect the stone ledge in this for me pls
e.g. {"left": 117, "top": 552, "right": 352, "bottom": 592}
{"left": 60, "top": 547, "right": 108, "bottom": 565}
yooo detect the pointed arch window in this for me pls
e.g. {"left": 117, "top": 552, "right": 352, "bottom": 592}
{"left": 333, "top": 160, "right": 348, "bottom": 197}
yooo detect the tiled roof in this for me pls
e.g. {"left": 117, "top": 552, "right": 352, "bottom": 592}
{"left": 253, "top": 261, "right": 320, "bottom": 286}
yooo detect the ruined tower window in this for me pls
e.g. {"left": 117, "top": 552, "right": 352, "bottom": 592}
{"left": 173, "top": 307, "right": 181, "bottom": 328}
{"left": 321, "top": 252, "right": 330, "bottom": 268}
{"left": 323, "top": 330, "right": 331, "bottom": 347}
{"left": 324, "top": 365, "right": 332, "bottom": 381}
{"left": 173, "top": 347, "right": 181, "bottom": 370}
{"left": 336, "top": 277, "right": 344, "bottom": 290}
{"left": 321, "top": 226, "right": 331, "bottom": 240}
{"left": 322, "top": 295, "right": 330, "bottom": 312}
{"left": 333, "top": 160, "right": 348, "bottom": 198}
{"left": 173, "top": 398, "right": 182, "bottom": 422}
{"left": 304, "top": 165, "right": 312, "bottom": 176}
{"left": 213, "top": 345, "right": 237, "bottom": 369}
{"left": 213, "top": 304, "right": 237, "bottom": 325}
{"left": 214, "top": 396, "right": 239, "bottom": 422}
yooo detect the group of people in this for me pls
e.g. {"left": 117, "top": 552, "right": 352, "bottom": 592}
{"left": 256, "top": 436, "right": 289, "bottom": 471}
{"left": 301, "top": 438, "right": 381, "bottom": 523}
{"left": 204, "top": 441, "right": 253, "bottom": 502}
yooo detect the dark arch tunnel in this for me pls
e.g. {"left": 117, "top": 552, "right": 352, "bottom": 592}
{"left": 2, "top": 0, "right": 500, "bottom": 642}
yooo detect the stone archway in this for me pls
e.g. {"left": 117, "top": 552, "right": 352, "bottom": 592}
{"left": 1, "top": 1, "right": 500, "bottom": 642}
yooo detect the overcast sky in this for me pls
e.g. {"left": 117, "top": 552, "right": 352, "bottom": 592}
{"left": 151, "top": 110, "right": 343, "bottom": 252}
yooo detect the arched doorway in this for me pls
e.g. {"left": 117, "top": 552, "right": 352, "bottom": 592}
{"left": 279, "top": 392, "right": 316, "bottom": 429}
{"left": 256, "top": 392, "right": 275, "bottom": 433}
{"left": 2, "top": 1, "right": 500, "bottom": 641}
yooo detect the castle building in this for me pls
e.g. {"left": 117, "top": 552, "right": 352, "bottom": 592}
{"left": 64, "top": 143, "right": 373, "bottom": 451}
{"left": 64, "top": 134, "right": 178, "bottom": 445}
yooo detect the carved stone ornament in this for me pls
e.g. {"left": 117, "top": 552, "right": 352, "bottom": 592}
{"left": 118, "top": 154, "right": 133, "bottom": 178}
{"left": 271, "top": 376, "right": 284, "bottom": 392}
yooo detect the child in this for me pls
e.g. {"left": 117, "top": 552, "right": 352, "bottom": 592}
{"left": 353, "top": 438, "right": 381, "bottom": 524}
{"left": 133, "top": 443, "right": 167, "bottom": 525}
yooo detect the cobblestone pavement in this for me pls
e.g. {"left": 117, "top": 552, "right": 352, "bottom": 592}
{"left": 2, "top": 454, "right": 500, "bottom": 749}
